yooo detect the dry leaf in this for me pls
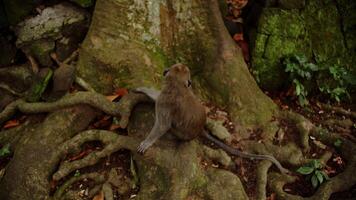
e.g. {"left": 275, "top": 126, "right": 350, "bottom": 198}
{"left": 106, "top": 95, "right": 119, "bottom": 102}
{"left": 109, "top": 124, "right": 121, "bottom": 131}
{"left": 3, "top": 119, "right": 20, "bottom": 129}
{"left": 92, "top": 191, "right": 104, "bottom": 200}
{"left": 115, "top": 88, "right": 128, "bottom": 97}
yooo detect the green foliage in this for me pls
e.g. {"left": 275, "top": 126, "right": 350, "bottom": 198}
{"left": 283, "top": 54, "right": 355, "bottom": 105}
{"left": 333, "top": 138, "right": 343, "bottom": 147}
{"left": 283, "top": 54, "right": 317, "bottom": 106}
{"left": 293, "top": 79, "right": 309, "bottom": 106}
{"left": 297, "top": 160, "right": 329, "bottom": 188}
{"left": 26, "top": 69, "right": 53, "bottom": 102}
{"left": 74, "top": 170, "right": 81, "bottom": 177}
{"left": 0, "top": 144, "right": 11, "bottom": 157}
{"left": 318, "top": 65, "right": 354, "bottom": 102}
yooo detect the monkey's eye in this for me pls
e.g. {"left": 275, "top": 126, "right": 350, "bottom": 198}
{"left": 187, "top": 80, "right": 192, "bottom": 87}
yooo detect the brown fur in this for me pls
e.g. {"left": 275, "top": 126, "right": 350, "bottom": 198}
{"left": 159, "top": 63, "right": 206, "bottom": 140}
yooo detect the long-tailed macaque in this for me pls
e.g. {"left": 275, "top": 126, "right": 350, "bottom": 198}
{"left": 135, "top": 63, "right": 289, "bottom": 174}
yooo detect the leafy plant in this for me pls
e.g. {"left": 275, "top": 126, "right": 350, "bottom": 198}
{"left": 318, "top": 65, "right": 353, "bottom": 102}
{"left": 293, "top": 79, "right": 308, "bottom": 106}
{"left": 74, "top": 170, "right": 81, "bottom": 177}
{"left": 283, "top": 54, "right": 318, "bottom": 106}
{"left": 333, "top": 138, "right": 343, "bottom": 148}
{"left": 282, "top": 54, "right": 355, "bottom": 105}
{"left": 0, "top": 144, "right": 11, "bottom": 157}
{"left": 297, "top": 160, "right": 329, "bottom": 188}
{"left": 26, "top": 69, "right": 53, "bottom": 102}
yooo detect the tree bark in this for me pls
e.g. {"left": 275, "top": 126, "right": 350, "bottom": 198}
{"left": 77, "top": 0, "right": 277, "bottom": 127}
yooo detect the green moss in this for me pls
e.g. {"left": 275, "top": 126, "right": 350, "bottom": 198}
{"left": 251, "top": 0, "right": 355, "bottom": 91}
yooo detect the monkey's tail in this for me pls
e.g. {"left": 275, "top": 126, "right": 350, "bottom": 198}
{"left": 203, "top": 131, "right": 290, "bottom": 174}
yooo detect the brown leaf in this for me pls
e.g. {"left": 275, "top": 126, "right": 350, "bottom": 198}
{"left": 92, "top": 191, "right": 104, "bottom": 200}
{"left": 115, "top": 88, "right": 128, "bottom": 97}
{"left": 3, "top": 119, "right": 20, "bottom": 129}
{"left": 106, "top": 94, "right": 119, "bottom": 102}
{"left": 267, "top": 193, "right": 276, "bottom": 200}
{"left": 68, "top": 149, "right": 93, "bottom": 161}
{"left": 92, "top": 115, "right": 112, "bottom": 128}
{"left": 109, "top": 124, "right": 121, "bottom": 131}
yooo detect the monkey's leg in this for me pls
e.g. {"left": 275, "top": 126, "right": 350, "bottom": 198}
{"left": 134, "top": 87, "right": 160, "bottom": 101}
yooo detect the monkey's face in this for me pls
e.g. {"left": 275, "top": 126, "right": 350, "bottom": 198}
{"left": 164, "top": 63, "right": 192, "bottom": 87}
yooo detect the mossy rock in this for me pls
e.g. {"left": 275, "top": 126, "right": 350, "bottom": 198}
{"left": 0, "top": 36, "right": 17, "bottom": 67}
{"left": 251, "top": 8, "right": 309, "bottom": 90}
{"left": 2, "top": 0, "right": 35, "bottom": 25}
{"left": 70, "top": 0, "right": 95, "bottom": 8}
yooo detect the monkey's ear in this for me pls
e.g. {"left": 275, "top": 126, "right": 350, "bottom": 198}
{"left": 187, "top": 80, "right": 192, "bottom": 87}
{"left": 163, "top": 68, "right": 169, "bottom": 76}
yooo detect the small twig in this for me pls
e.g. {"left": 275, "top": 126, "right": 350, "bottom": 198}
{"left": 25, "top": 54, "right": 39, "bottom": 74}
{"left": 63, "top": 50, "right": 79, "bottom": 64}
{"left": 75, "top": 76, "right": 96, "bottom": 92}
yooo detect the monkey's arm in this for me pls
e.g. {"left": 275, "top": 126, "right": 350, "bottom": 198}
{"left": 137, "top": 106, "right": 171, "bottom": 153}
{"left": 203, "top": 131, "right": 290, "bottom": 174}
{"left": 134, "top": 87, "right": 161, "bottom": 101}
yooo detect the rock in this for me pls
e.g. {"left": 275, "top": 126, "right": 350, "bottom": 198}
{"left": 69, "top": 0, "right": 95, "bottom": 8}
{"left": 278, "top": 0, "right": 306, "bottom": 9}
{"left": 0, "top": 3, "right": 8, "bottom": 28}
{"left": 0, "top": 36, "right": 17, "bottom": 67}
{"left": 2, "top": 0, "right": 37, "bottom": 25}
{"left": 14, "top": 3, "right": 89, "bottom": 66}
{"left": 250, "top": 0, "right": 355, "bottom": 91}
{"left": 50, "top": 63, "right": 76, "bottom": 100}
{"left": 0, "top": 89, "right": 15, "bottom": 111}
{"left": 0, "top": 64, "right": 34, "bottom": 93}
{"left": 22, "top": 39, "right": 55, "bottom": 67}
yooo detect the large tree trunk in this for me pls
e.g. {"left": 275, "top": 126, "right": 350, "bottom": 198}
{"left": 77, "top": 0, "right": 277, "bottom": 127}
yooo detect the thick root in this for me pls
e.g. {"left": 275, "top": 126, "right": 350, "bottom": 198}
{"left": 0, "top": 92, "right": 151, "bottom": 127}
{"left": 52, "top": 130, "right": 139, "bottom": 181}
{"left": 53, "top": 172, "right": 106, "bottom": 199}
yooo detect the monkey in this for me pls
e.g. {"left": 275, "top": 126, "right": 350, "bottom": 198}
{"left": 135, "top": 63, "right": 289, "bottom": 174}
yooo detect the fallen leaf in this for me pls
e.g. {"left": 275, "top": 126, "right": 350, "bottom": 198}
{"left": 115, "top": 88, "right": 128, "bottom": 97}
{"left": 106, "top": 94, "right": 119, "bottom": 102}
{"left": 50, "top": 180, "right": 58, "bottom": 190}
{"left": 267, "top": 193, "right": 276, "bottom": 200}
{"left": 92, "top": 115, "right": 112, "bottom": 128}
{"left": 3, "top": 119, "right": 20, "bottom": 129}
{"left": 68, "top": 149, "right": 93, "bottom": 161}
{"left": 109, "top": 124, "right": 121, "bottom": 131}
{"left": 92, "top": 191, "right": 104, "bottom": 200}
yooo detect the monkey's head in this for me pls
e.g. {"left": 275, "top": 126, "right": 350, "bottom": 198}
{"left": 163, "top": 63, "right": 192, "bottom": 87}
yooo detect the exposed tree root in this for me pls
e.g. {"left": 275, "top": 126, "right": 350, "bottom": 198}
{"left": 320, "top": 103, "right": 356, "bottom": 120}
{"left": 1, "top": 88, "right": 355, "bottom": 200}
{"left": 52, "top": 130, "right": 138, "bottom": 181}
{"left": 0, "top": 91, "right": 150, "bottom": 127}
{"left": 267, "top": 111, "right": 356, "bottom": 200}
{"left": 256, "top": 160, "right": 272, "bottom": 200}
{"left": 53, "top": 172, "right": 106, "bottom": 199}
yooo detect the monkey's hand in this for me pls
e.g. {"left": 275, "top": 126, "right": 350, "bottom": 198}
{"left": 137, "top": 140, "right": 153, "bottom": 154}
{"left": 133, "top": 87, "right": 160, "bottom": 101}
